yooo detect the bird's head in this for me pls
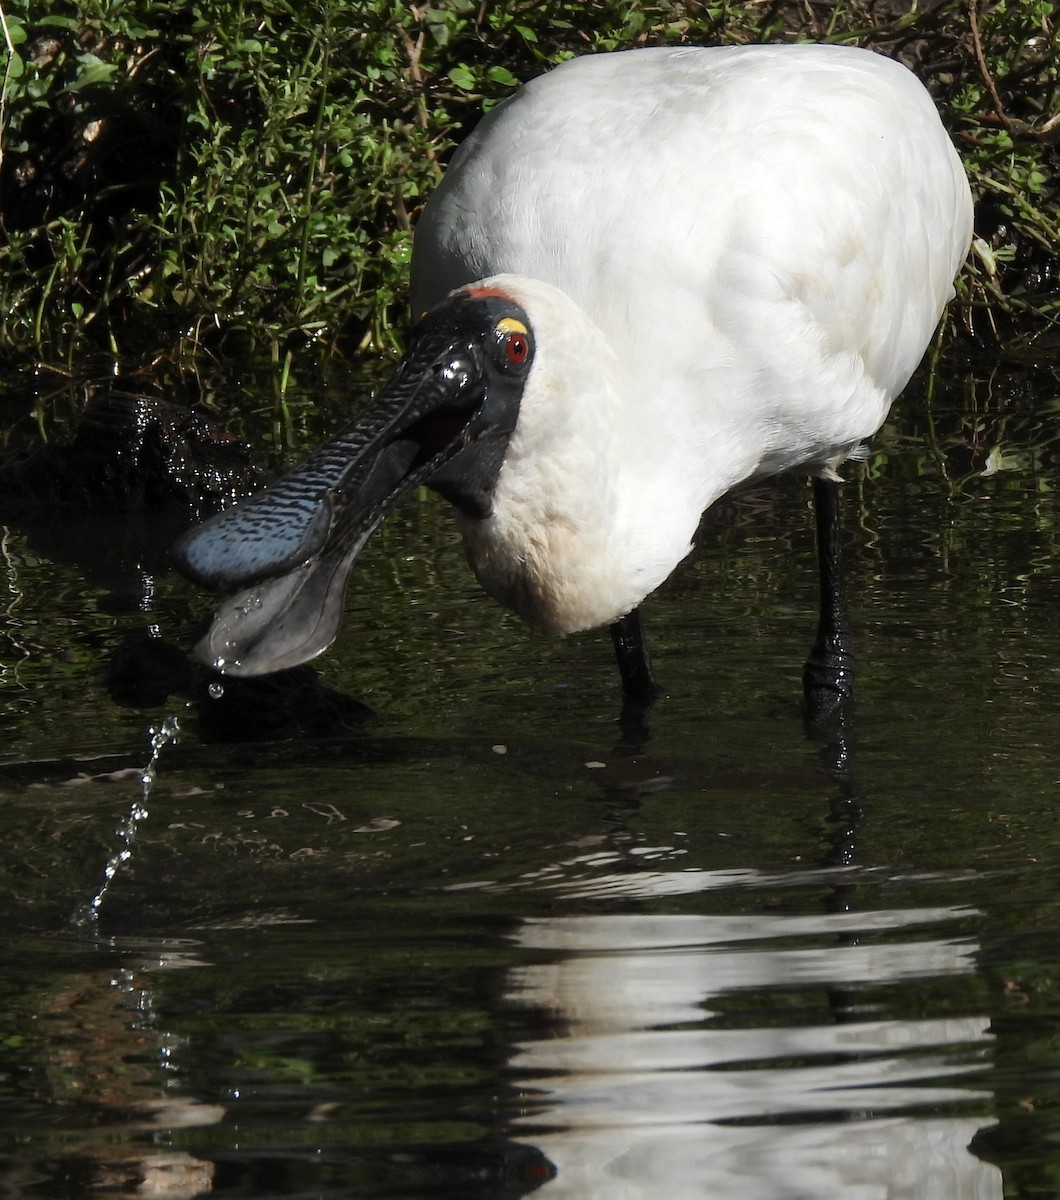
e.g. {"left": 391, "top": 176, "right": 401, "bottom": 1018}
{"left": 171, "top": 285, "right": 536, "bottom": 676}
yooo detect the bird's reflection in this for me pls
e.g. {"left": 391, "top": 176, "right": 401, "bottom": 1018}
{"left": 500, "top": 869, "right": 1000, "bottom": 1199}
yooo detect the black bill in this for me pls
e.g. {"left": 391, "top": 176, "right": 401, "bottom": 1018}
{"left": 171, "top": 288, "right": 534, "bottom": 675}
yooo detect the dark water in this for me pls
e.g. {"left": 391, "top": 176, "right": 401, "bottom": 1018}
{"left": 1, "top": 352, "right": 1059, "bottom": 1198}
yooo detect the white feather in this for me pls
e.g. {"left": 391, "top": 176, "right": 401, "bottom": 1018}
{"left": 412, "top": 45, "right": 973, "bottom": 634}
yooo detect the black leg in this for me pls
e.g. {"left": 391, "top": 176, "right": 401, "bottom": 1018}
{"left": 610, "top": 608, "right": 657, "bottom": 704}
{"left": 803, "top": 475, "right": 855, "bottom": 725}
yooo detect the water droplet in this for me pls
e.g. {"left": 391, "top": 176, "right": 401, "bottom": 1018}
{"left": 208, "top": 681, "right": 224, "bottom": 700}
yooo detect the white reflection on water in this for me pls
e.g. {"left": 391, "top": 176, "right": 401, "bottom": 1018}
{"left": 504, "top": 871, "right": 1000, "bottom": 1199}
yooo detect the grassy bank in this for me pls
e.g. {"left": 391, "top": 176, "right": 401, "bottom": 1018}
{"left": 0, "top": 0, "right": 1057, "bottom": 381}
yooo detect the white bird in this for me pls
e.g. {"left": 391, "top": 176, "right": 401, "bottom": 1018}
{"left": 172, "top": 43, "right": 972, "bottom": 711}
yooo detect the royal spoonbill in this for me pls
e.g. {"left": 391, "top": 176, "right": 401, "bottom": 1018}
{"left": 172, "top": 43, "right": 973, "bottom": 711}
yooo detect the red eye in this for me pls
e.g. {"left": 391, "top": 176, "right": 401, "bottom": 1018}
{"left": 505, "top": 332, "right": 530, "bottom": 365}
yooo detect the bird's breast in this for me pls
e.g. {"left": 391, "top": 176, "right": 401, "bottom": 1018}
{"left": 460, "top": 503, "right": 672, "bottom": 636}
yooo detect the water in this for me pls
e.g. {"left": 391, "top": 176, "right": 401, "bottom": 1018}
{"left": 0, "top": 353, "right": 1059, "bottom": 1197}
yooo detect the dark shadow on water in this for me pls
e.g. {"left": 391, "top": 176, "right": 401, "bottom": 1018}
{"left": 106, "top": 627, "right": 374, "bottom": 742}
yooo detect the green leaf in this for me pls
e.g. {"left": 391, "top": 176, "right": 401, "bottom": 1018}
{"left": 68, "top": 56, "right": 118, "bottom": 91}
{"left": 448, "top": 63, "right": 476, "bottom": 91}
{"left": 485, "top": 66, "right": 519, "bottom": 88}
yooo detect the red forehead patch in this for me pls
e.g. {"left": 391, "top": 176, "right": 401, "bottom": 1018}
{"left": 462, "top": 285, "right": 514, "bottom": 301}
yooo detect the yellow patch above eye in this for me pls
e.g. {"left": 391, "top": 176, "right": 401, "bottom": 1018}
{"left": 497, "top": 317, "right": 528, "bottom": 336}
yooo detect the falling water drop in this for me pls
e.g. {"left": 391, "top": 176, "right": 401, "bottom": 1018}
{"left": 72, "top": 715, "right": 181, "bottom": 928}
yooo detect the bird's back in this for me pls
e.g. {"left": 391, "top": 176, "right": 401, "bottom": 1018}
{"left": 412, "top": 44, "right": 972, "bottom": 492}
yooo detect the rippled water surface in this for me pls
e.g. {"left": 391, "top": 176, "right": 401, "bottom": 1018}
{"left": 1, "top": 354, "right": 1059, "bottom": 1198}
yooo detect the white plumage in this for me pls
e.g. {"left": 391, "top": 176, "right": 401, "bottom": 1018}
{"left": 412, "top": 44, "right": 972, "bottom": 635}
{"left": 174, "top": 43, "right": 972, "bottom": 695}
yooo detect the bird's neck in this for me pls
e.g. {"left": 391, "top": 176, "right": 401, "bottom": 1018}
{"left": 453, "top": 274, "right": 747, "bottom": 635}
{"left": 460, "top": 363, "right": 716, "bottom": 637}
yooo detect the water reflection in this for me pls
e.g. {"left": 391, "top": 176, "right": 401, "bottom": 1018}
{"left": 3, "top": 939, "right": 223, "bottom": 1200}
{"left": 502, "top": 865, "right": 999, "bottom": 1198}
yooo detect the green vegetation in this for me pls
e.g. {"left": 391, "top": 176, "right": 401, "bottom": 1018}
{"left": 0, "top": 0, "right": 1057, "bottom": 381}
